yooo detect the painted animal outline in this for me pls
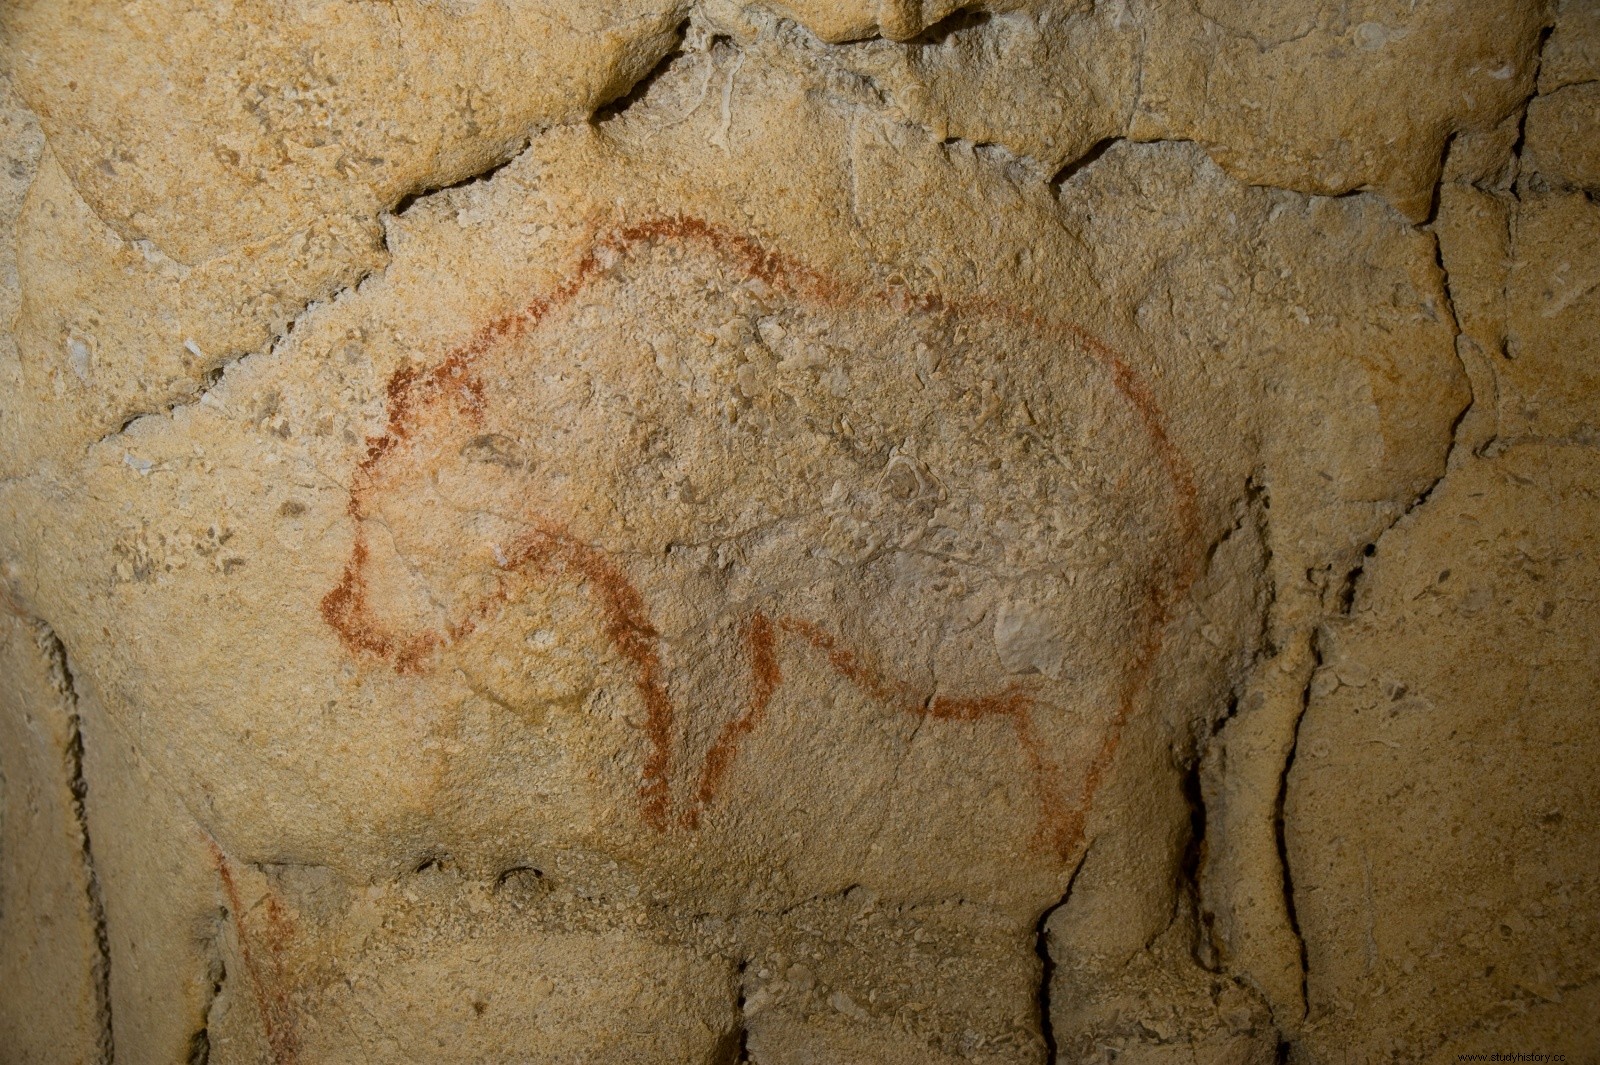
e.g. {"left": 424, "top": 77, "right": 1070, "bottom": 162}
{"left": 320, "top": 215, "right": 1202, "bottom": 860}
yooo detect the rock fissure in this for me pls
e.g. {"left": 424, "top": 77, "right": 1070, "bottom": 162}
{"left": 73, "top": 14, "right": 699, "bottom": 456}
{"left": 1032, "top": 848, "right": 1087, "bottom": 1065}
{"left": 389, "top": 146, "right": 534, "bottom": 220}
{"left": 1275, "top": 631, "right": 1316, "bottom": 1025}
{"left": 89, "top": 268, "right": 378, "bottom": 453}
{"left": 1509, "top": 23, "right": 1557, "bottom": 205}
{"left": 1049, "top": 136, "right": 1123, "bottom": 189}
{"left": 35, "top": 620, "right": 115, "bottom": 1064}
{"left": 5, "top": 3, "right": 1592, "bottom": 1059}
{"left": 185, "top": 912, "right": 227, "bottom": 1065}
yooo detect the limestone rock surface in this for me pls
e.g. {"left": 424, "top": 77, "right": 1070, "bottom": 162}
{"left": 0, "top": 1, "right": 1594, "bottom": 1063}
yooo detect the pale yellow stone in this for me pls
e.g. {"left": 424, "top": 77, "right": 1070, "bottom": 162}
{"left": 1505, "top": 192, "right": 1600, "bottom": 440}
{"left": 1287, "top": 444, "right": 1600, "bottom": 1061}
{"left": 1, "top": 1, "right": 1592, "bottom": 1061}
{"left": 1540, "top": 0, "right": 1600, "bottom": 91}
{"left": 1523, "top": 81, "right": 1600, "bottom": 190}
{"left": 0, "top": 613, "right": 106, "bottom": 1064}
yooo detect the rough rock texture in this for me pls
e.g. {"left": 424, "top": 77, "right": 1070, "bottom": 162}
{"left": 0, "top": 1, "right": 1592, "bottom": 1063}
{"left": 0, "top": 611, "right": 108, "bottom": 1063}
{"left": 1284, "top": 5, "right": 1600, "bottom": 1058}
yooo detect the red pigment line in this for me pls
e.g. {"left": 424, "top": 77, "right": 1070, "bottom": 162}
{"left": 772, "top": 615, "right": 1076, "bottom": 855}
{"left": 925, "top": 689, "right": 1031, "bottom": 722}
{"left": 954, "top": 293, "right": 1203, "bottom": 555}
{"left": 323, "top": 215, "right": 855, "bottom": 817}
{"left": 775, "top": 616, "right": 901, "bottom": 707}
{"left": 1054, "top": 577, "right": 1182, "bottom": 856}
{"left": 687, "top": 612, "right": 781, "bottom": 828}
{"left": 320, "top": 539, "right": 441, "bottom": 672}
{"left": 210, "top": 842, "right": 298, "bottom": 1065}
{"left": 1009, "top": 711, "right": 1076, "bottom": 859}
{"left": 350, "top": 216, "right": 836, "bottom": 488}
{"left": 319, "top": 212, "right": 1206, "bottom": 859}
{"left": 500, "top": 525, "right": 676, "bottom": 830}
{"left": 777, "top": 615, "right": 1033, "bottom": 723}
{"left": 939, "top": 299, "right": 1204, "bottom": 857}
{"left": 333, "top": 214, "right": 846, "bottom": 611}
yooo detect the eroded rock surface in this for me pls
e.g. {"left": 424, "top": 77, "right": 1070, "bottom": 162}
{"left": 0, "top": 1, "right": 1592, "bottom": 1063}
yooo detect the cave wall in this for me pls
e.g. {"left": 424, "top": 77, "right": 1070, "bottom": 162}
{"left": 0, "top": 1, "right": 1594, "bottom": 1061}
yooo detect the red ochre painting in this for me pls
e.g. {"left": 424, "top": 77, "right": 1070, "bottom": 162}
{"left": 320, "top": 215, "right": 1202, "bottom": 862}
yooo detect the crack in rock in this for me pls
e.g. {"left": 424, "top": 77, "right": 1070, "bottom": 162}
{"left": 33, "top": 619, "right": 115, "bottom": 1063}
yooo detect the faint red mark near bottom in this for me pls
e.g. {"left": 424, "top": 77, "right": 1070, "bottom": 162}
{"left": 320, "top": 213, "right": 1204, "bottom": 863}
{"left": 210, "top": 842, "right": 298, "bottom": 1065}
